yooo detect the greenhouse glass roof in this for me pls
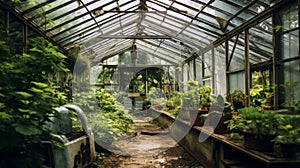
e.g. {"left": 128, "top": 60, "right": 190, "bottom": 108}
{"left": 1, "top": 0, "right": 282, "bottom": 65}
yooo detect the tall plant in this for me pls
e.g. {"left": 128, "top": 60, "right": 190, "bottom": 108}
{"left": 0, "top": 37, "right": 70, "bottom": 167}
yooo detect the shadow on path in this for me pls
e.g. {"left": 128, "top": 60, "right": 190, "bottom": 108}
{"left": 88, "top": 115, "right": 203, "bottom": 168}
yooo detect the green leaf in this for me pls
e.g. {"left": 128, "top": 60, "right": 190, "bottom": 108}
{"left": 15, "top": 91, "right": 33, "bottom": 98}
{"left": 30, "top": 87, "right": 44, "bottom": 93}
{"left": 0, "top": 103, "right": 5, "bottom": 109}
{"left": 15, "top": 124, "right": 42, "bottom": 136}
{"left": 31, "top": 82, "right": 48, "bottom": 88}
{"left": 0, "top": 112, "right": 12, "bottom": 119}
{"left": 18, "top": 108, "right": 37, "bottom": 114}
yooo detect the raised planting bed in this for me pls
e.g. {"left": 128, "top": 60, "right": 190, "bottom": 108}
{"left": 45, "top": 105, "right": 96, "bottom": 168}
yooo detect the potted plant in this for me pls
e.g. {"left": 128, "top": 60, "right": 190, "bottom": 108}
{"left": 250, "top": 84, "right": 276, "bottom": 110}
{"left": 226, "top": 107, "right": 279, "bottom": 152}
{"left": 148, "top": 87, "right": 167, "bottom": 111}
{"left": 165, "top": 91, "right": 183, "bottom": 117}
{"left": 201, "top": 95, "right": 232, "bottom": 134}
{"left": 227, "top": 89, "right": 247, "bottom": 115}
{"left": 274, "top": 114, "right": 300, "bottom": 158}
{"left": 182, "top": 80, "right": 202, "bottom": 125}
{"left": 199, "top": 85, "right": 213, "bottom": 111}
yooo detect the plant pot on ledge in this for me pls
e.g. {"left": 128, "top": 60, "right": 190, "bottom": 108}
{"left": 243, "top": 132, "right": 276, "bottom": 152}
{"left": 213, "top": 115, "right": 231, "bottom": 134}
{"left": 279, "top": 143, "right": 300, "bottom": 158}
{"left": 189, "top": 108, "right": 207, "bottom": 126}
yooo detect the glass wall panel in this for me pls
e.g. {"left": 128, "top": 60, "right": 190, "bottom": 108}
{"left": 228, "top": 33, "right": 245, "bottom": 70}
{"left": 277, "top": 2, "right": 299, "bottom": 60}
{"left": 203, "top": 50, "right": 212, "bottom": 77}
{"left": 195, "top": 57, "right": 202, "bottom": 85}
{"left": 229, "top": 71, "right": 245, "bottom": 93}
{"left": 249, "top": 17, "right": 273, "bottom": 64}
{"left": 281, "top": 30, "right": 299, "bottom": 60}
{"left": 190, "top": 61, "right": 195, "bottom": 80}
{"left": 214, "top": 44, "right": 226, "bottom": 95}
{"left": 275, "top": 1, "right": 300, "bottom": 111}
{"left": 278, "top": 60, "right": 300, "bottom": 109}
{"left": 182, "top": 64, "right": 188, "bottom": 90}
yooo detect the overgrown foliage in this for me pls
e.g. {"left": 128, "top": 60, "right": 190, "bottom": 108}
{"left": 73, "top": 89, "right": 134, "bottom": 147}
{"left": 0, "top": 37, "right": 70, "bottom": 167}
{"left": 274, "top": 114, "right": 300, "bottom": 144}
{"left": 226, "top": 107, "right": 279, "bottom": 136}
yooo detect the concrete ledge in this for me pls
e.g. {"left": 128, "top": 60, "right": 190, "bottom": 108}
{"left": 151, "top": 109, "right": 300, "bottom": 168}
{"left": 151, "top": 109, "right": 214, "bottom": 167}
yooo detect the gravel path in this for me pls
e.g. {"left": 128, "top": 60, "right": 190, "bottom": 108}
{"left": 88, "top": 116, "right": 203, "bottom": 168}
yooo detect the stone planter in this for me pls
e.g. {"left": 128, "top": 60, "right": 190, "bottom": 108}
{"left": 52, "top": 134, "right": 95, "bottom": 168}
{"left": 46, "top": 105, "right": 96, "bottom": 168}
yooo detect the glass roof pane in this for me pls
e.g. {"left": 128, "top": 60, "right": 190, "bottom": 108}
{"left": 161, "top": 22, "right": 181, "bottom": 32}
{"left": 144, "top": 19, "right": 177, "bottom": 35}
{"left": 176, "top": 34, "right": 205, "bottom": 49}
{"left": 146, "top": 1, "right": 166, "bottom": 12}
{"left": 208, "top": 1, "right": 238, "bottom": 17}
{"left": 120, "top": 0, "right": 139, "bottom": 11}
{"left": 141, "top": 39, "right": 183, "bottom": 58}
{"left": 16, "top": 0, "right": 48, "bottom": 11}
{"left": 249, "top": 17, "right": 273, "bottom": 64}
{"left": 172, "top": 2, "right": 197, "bottom": 16}
{"left": 60, "top": 29, "right": 99, "bottom": 47}
{"left": 145, "top": 13, "right": 164, "bottom": 23}
{"left": 193, "top": 20, "right": 221, "bottom": 34}
{"left": 187, "top": 24, "right": 217, "bottom": 38}
{"left": 176, "top": 0, "right": 201, "bottom": 15}
{"left": 93, "top": 41, "right": 131, "bottom": 55}
{"left": 167, "top": 10, "right": 192, "bottom": 23}
{"left": 227, "top": 0, "right": 254, "bottom": 7}
{"left": 48, "top": 13, "right": 92, "bottom": 34}
{"left": 25, "top": 1, "right": 73, "bottom": 19}
{"left": 161, "top": 41, "right": 189, "bottom": 56}
{"left": 197, "top": 13, "right": 219, "bottom": 26}
{"left": 95, "top": 12, "right": 115, "bottom": 22}
{"left": 143, "top": 28, "right": 163, "bottom": 35}
{"left": 102, "top": 1, "right": 117, "bottom": 11}
{"left": 136, "top": 46, "right": 179, "bottom": 64}
{"left": 186, "top": 25, "right": 217, "bottom": 41}
{"left": 53, "top": 19, "right": 95, "bottom": 40}
{"left": 2, "top": 0, "right": 284, "bottom": 64}
{"left": 164, "top": 18, "right": 186, "bottom": 29}
{"left": 136, "top": 41, "right": 180, "bottom": 61}
{"left": 181, "top": 30, "right": 210, "bottom": 45}
{"left": 45, "top": 1, "right": 78, "bottom": 19}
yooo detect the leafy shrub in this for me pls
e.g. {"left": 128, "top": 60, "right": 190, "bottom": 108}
{"left": 73, "top": 89, "right": 134, "bottom": 147}
{"left": 0, "top": 37, "right": 70, "bottom": 167}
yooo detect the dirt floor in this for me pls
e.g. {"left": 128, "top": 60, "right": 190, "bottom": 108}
{"left": 88, "top": 114, "right": 203, "bottom": 168}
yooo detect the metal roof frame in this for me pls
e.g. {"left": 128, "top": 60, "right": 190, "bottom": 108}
{"left": 0, "top": 0, "right": 290, "bottom": 66}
